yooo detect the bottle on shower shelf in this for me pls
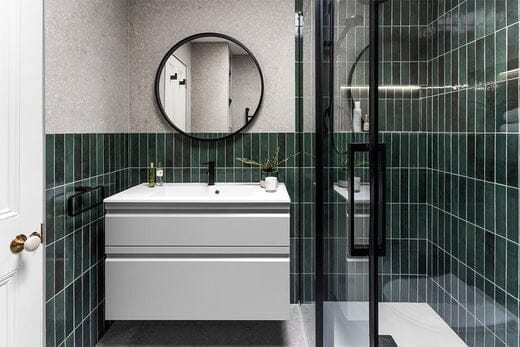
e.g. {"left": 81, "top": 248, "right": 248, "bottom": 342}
{"left": 353, "top": 101, "right": 362, "bottom": 132}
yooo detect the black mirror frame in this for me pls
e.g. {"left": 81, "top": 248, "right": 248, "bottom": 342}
{"left": 154, "top": 32, "right": 265, "bottom": 142}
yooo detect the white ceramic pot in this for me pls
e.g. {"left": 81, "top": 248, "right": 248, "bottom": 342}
{"left": 338, "top": 177, "right": 361, "bottom": 192}
{"left": 265, "top": 177, "right": 278, "bottom": 192}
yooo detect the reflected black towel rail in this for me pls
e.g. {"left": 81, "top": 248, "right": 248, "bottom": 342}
{"left": 67, "top": 185, "right": 105, "bottom": 217}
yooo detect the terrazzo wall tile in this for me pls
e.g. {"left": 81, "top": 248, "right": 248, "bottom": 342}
{"left": 128, "top": 0, "right": 296, "bottom": 133}
{"left": 44, "top": 0, "right": 129, "bottom": 134}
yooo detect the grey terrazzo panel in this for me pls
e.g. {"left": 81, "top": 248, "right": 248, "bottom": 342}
{"left": 128, "top": 0, "right": 295, "bottom": 133}
{"left": 45, "top": 0, "right": 130, "bottom": 134}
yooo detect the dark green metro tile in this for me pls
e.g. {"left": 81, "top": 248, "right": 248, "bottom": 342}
{"left": 45, "top": 244, "right": 54, "bottom": 301}
{"left": 129, "top": 133, "right": 138, "bottom": 167}
{"left": 475, "top": 0, "right": 486, "bottom": 39}
{"left": 475, "top": 89, "right": 486, "bottom": 132}
{"left": 506, "top": 188, "right": 519, "bottom": 243}
{"left": 496, "top": 81, "right": 507, "bottom": 132}
{"left": 81, "top": 134, "right": 89, "bottom": 179}
{"left": 65, "top": 283, "right": 74, "bottom": 336}
{"left": 475, "top": 181, "right": 485, "bottom": 227}
{"left": 496, "top": 236, "right": 507, "bottom": 290}
{"left": 485, "top": 87, "right": 495, "bottom": 133}
{"left": 72, "top": 135, "right": 82, "bottom": 182}
{"left": 496, "top": 29, "right": 507, "bottom": 77}
{"left": 54, "top": 238, "right": 64, "bottom": 294}
{"left": 89, "top": 134, "right": 97, "bottom": 177}
{"left": 507, "top": 79, "right": 519, "bottom": 128}
{"left": 476, "top": 38, "right": 486, "bottom": 84}
{"left": 507, "top": 0, "right": 518, "bottom": 24}
{"left": 173, "top": 134, "right": 183, "bottom": 167}
{"left": 55, "top": 290, "right": 65, "bottom": 345}
{"left": 485, "top": 135, "right": 495, "bottom": 181}
{"left": 507, "top": 23, "right": 519, "bottom": 71}
{"left": 257, "top": 133, "right": 266, "bottom": 162}
{"left": 138, "top": 134, "right": 148, "bottom": 167}
{"left": 475, "top": 226, "right": 485, "bottom": 275}
{"left": 55, "top": 186, "right": 65, "bottom": 240}
{"left": 484, "top": 0, "right": 494, "bottom": 35}
{"left": 147, "top": 134, "right": 157, "bottom": 166}
{"left": 96, "top": 134, "right": 104, "bottom": 175}
{"left": 46, "top": 134, "right": 55, "bottom": 188}
{"left": 64, "top": 234, "right": 74, "bottom": 286}
{"left": 103, "top": 135, "right": 110, "bottom": 174}
{"left": 157, "top": 133, "right": 166, "bottom": 167}
{"left": 63, "top": 134, "right": 74, "bottom": 184}
{"left": 484, "top": 231, "right": 495, "bottom": 281}
{"left": 182, "top": 137, "right": 191, "bottom": 168}
{"left": 467, "top": 224, "right": 476, "bottom": 270}
{"left": 165, "top": 133, "right": 173, "bottom": 167}
{"left": 46, "top": 299, "right": 55, "bottom": 347}
{"left": 475, "top": 135, "right": 485, "bottom": 180}
{"left": 495, "top": 185, "right": 507, "bottom": 238}
{"left": 506, "top": 241, "right": 518, "bottom": 297}
{"left": 496, "top": 134, "right": 507, "bottom": 184}
{"left": 55, "top": 134, "right": 64, "bottom": 186}
{"left": 496, "top": 0, "right": 507, "bottom": 30}
{"left": 507, "top": 134, "right": 518, "bottom": 186}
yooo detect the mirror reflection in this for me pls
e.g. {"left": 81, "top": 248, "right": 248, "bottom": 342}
{"left": 157, "top": 35, "right": 263, "bottom": 140}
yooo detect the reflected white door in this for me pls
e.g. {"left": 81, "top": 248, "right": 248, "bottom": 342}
{"left": 0, "top": 0, "right": 44, "bottom": 346}
{"left": 164, "top": 56, "right": 187, "bottom": 132}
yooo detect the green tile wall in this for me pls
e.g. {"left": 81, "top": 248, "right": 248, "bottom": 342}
{"left": 45, "top": 134, "right": 129, "bottom": 347}
{"left": 425, "top": 1, "right": 520, "bottom": 346}
{"left": 45, "top": 131, "right": 308, "bottom": 346}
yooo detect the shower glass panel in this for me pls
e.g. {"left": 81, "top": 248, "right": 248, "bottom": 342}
{"left": 318, "top": 0, "right": 520, "bottom": 346}
{"left": 321, "top": 0, "right": 376, "bottom": 346}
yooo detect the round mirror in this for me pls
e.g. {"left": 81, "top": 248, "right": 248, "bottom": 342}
{"left": 155, "top": 33, "right": 264, "bottom": 141}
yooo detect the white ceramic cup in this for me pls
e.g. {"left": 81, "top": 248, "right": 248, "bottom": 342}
{"left": 265, "top": 177, "right": 278, "bottom": 192}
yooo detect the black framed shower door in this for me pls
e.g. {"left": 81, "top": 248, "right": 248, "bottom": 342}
{"left": 314, "top": 0, "right": 386, "bottom": 346}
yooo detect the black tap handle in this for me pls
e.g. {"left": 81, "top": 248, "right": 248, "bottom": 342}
{"left": 203, "top": 161, "right": 216, "bottom": 169}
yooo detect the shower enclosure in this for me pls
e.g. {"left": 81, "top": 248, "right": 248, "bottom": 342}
{"left": 312, "top": 0, "right": 520, "bottom": 346}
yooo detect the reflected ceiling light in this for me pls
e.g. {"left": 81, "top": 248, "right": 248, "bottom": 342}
{"left": 498, "top": 68, "right": 520, "bottom": 78}
{"left": 340, "top": 85, "right": 422, "bottom": 91}
{"left": 341, "top": 84, "right": 470, "bottom": 91}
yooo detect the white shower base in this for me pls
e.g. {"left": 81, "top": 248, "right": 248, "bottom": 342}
{"left": 324, "top": 302, "right": 467, "bottom": 347}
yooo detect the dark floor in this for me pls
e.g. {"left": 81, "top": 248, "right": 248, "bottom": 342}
{"left": 96, "top": 305, "right": 308, "bottom": 347}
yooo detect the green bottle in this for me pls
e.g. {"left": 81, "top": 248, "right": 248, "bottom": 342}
{"left": 148, "top": 162, "right": 156, "bottom": 188}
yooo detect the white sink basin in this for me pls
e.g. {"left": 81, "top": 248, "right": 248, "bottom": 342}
{"left": 104, "top": 183, "right": 291, "bottom": 204}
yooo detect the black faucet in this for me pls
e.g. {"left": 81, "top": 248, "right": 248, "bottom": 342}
{"left": 204, "top": 161, "right": 216, "bottom": 186}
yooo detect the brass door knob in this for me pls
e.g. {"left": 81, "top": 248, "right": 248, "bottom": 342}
{"left": 10, "top": 232, "right": 42, "bottom": 254}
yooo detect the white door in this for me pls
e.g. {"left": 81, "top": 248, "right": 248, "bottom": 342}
{"left": 164, "top": 56, "right": 187, "bottom": 131}
{"left": 0, "top": 0, "right": 44, "bottom": 346}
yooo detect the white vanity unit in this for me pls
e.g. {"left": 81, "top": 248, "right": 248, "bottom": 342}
{"left": 103, "top": 183, "right": 290, "bottom": 321}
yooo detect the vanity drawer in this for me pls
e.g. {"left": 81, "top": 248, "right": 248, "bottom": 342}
{"left": 105, "top": 257, "right": 290, "bottom": 320}
{"left": 105, "top": 213, "right": 289, "bottom": 247}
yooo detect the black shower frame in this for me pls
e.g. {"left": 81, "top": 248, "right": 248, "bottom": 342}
{"left": 314, "top": 0, "right": 382, "bottom": 346}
